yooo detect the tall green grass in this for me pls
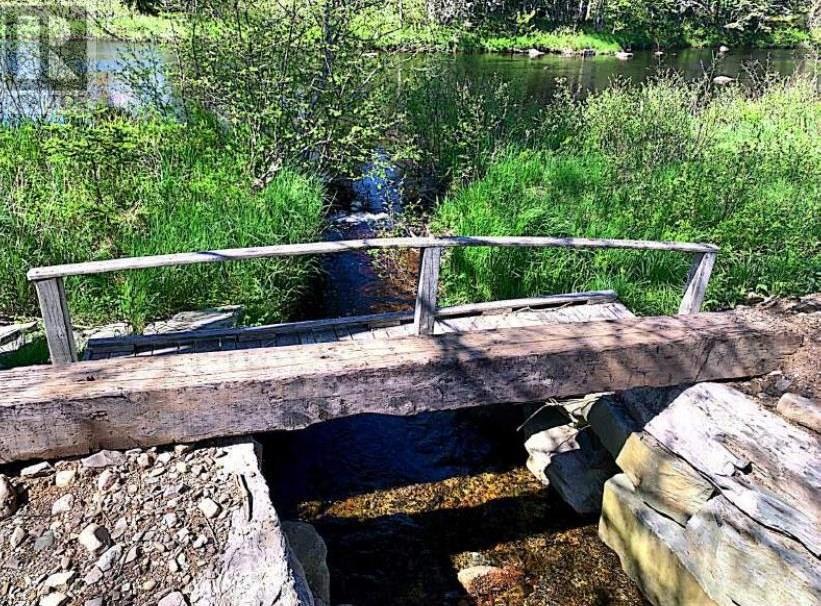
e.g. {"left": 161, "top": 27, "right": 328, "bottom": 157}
{"left": 432, "top": 77, "right": 820, "bottom": 314}
{"left": 0, "top": 113, "right": 325, "bottom": 328}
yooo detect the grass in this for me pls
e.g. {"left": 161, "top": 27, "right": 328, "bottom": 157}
{"left": 481, "top": 30, "right": 622, "bottom": 54}
{"left": 431, "top": 76, "right": 820, "bottom": 315}
{"left": 0, "top": 111, "right": 326, "bottom": 329}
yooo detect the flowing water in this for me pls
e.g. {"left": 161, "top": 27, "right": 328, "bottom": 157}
{"left": 6, "top": 44, "right": 814, "bottom": 604}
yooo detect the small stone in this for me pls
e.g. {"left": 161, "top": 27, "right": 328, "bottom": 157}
{"left": 51, "top": 494, "right": 75, "bottom": 515}
{"left": 34, "top": 530, "right": 56, "bottom": 552}
{"left": 44, "top": 571, "right": 75, "bottom": 589}
{"left": 95, "top": 544, "right": 122, "bottom": 572}
{"left": 192, "top": 535, "right": 207, "bottom": 549}
{"left": 96, "top": 470, "right": 117, "bottom": 492}
{"left": 39, "top": 593, "right": 68, "bottom": 606}
{"left": 60, "top": 555, "right": 71, "bottom": 570}
{"left": 10, "top": 526, "right": 26, "bottom": 547}
{"left": 190, "top": 464, "right": 203, "bottom": 476}
{"left": 158, "top": 591, "right": 188, "bottom": 606}
{"left": 142, "top": 579, "right": 157, "bottom": 591}
{"left": 111, "top": 517, "right": 128, "bottom": 540}
{"left": 54, "top": 469, "right": 76, "bottom": 488}
{"left": 137, "top": 453, "right": 154, "bottom": 468}
{"left": 84, "top": 599, "right": 104, "bottom": 606}
{"left": 163, "top": 512, "right": 179, "bottom": 527}
{"left": 78, "top": 523, "right": 110, "bottom": 554}
{"left": 0, "top": 475, "right": 17, "bottom": 519}
{"left": 175, "top": 462, "right": 188, "bottom": 474}
{"left": 20, "top": 462, "right": 53, "bottom": 477}
{"left": 168, "top": 559, "right": 180, "bottom": 573}
{"left": 197, "top": 498, "right": 220, "bottom": 519}
{"left": 81, "top": 450, "right": 125, "bottom": 469}
{"left": 149, "top": 467, "right": 166, "bottom": 478}
{"left": 84, "top": 567, "right": 103, "bottom": 585}
{"left": 157, "top": 452, "right": 173, "bottom": 465}
{"left": 174, "top": 445, "right": 191, "bottom": 454}
{"left": 125, "top": 545, "right": 139, "bottom": 564}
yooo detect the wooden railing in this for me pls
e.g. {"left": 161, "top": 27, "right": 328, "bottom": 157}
{"left": 27, "top": 236, "right": 719, "bottom": 365}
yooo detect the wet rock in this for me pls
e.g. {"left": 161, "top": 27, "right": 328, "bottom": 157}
{"left": 78, "top": 523, "right": 111, "bottom": 554}
{"left": 198, "top": 498, "right": 221, "bottom": 519}
{"left": 81, "top": 450, "right": 125, "bottom": 469}
{"left": 20, "top": 461, "right": 53, "bottom": 478}
{"left": 157, "top": 591, "right": 188, "bottom": 606}
{"left": 457, "top": 566, "right": 500, "bottom": 593}
{"left": 0, "top": 474, "right": 18, "bottom": 519}
{"left": 283, "top": 521, "right": 331, "bottom": 605}
{"left": 51, "top": 493, "right": 75, "bottom": 515}
{"left": 527, "top": 48, "right": 544, "bottom": 58}
{"left": 54, "top": 469, "right": 76, "bottom": 487}
{"left": 777, "top": 393, "right": 821, "bottom": 433}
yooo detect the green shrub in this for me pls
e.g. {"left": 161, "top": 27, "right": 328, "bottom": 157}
{"left": 432, "top": 77, "right": 820, "bottom": 314}
{"left": 0, "top": 113, "right": 325, "bottom": 328}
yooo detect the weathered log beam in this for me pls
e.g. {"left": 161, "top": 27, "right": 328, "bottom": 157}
{"left": 0, "top": 312, "right": 801, "bottom": 463}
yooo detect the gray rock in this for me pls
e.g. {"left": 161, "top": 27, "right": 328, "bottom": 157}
{"left": 157, "top": 591, "right": 188, "bottom": 606}
{"left": 51, "top": 494, "right": 75, "bottom": 515}
{"left": 0, "top": 474, "right": 17, "bottom": 519}
{"left": 78, "top": 523, "right": 110, "bottom": 554}
{"left": 39, "top": 593, "right": 69, "bottom": 606}
{"left": 97, "top": 470, "right": 117, "bottom": 491}
{"left": 84, "top": 567, "right": 103, "bottom": 585}
{"left": 137, "top": 453, "right": 154, "bottom": 468}
{"left": 95, "top": 544, "right": 122, "bottom": 572}
{"left": 44, "top": 571, "right": 75, "bottom": 589}
{"left": 84, "top": 598, "right": 104, "bottom": 606}
{"left": 34, "top": 530, "right": 56, "bottom": 552}
{"left": 81, "top": 450, "right": 125, "bottom": 469}
{"left": 283, "top": 521, "right": 331, "bottom": 605}
{"left": 10, "top": 526, "right": 26, "bottom": 547}
{"left": 20, "top": 461, "right": 53, "bottom": 477}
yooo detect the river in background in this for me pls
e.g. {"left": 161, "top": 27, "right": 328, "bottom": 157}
{"left": 5, "top": 45, "right": 814, "bottom": 604}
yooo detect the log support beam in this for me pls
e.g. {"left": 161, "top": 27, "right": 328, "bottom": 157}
{"left": 0, "top": 312, "right": 799, "bottom": 464}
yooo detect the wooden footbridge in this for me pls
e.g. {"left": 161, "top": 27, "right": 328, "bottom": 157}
{"left": 0, "top": 237, "right": 801, "bottom": 463}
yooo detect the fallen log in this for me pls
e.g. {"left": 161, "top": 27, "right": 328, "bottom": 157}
{"left": 0, "top": 312, "right": 801, "bottom": 463}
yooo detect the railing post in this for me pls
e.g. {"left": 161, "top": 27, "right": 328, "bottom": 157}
{"left": 678, "top": 251, "right": 717, "bottom": 315}
{"left": 34, "top": 277, "right": 78, "bottom": 364}
{"left": 414, "top": 247, "right": 442, "bottom": 336}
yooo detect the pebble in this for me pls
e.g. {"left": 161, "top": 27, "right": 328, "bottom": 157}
{"left": 198, "top": 498, "right": 221, "bottom": 519}
{"left": 10, "top": 526, "right": 26, "bottom": 547}
{"left": 78, "top": 523, "right": 111, "bottom": 554}
{"left": 157, "top": 452, "right": 173, "bottom": 465}
{"left": 84, "top": 599, "right": 104, "bottom": 606}
{"left": 174, "top": 444, "right": 192, "bottom": 454}
{"left": 111, "top": 517, "right": 128, "bottom": 540}
{"left": 39, "top": 593, "right": 68, "bottom": 606}
{"left": 20, "top": 462, "right": 53, "bottom": 478}
{"left": 149, "top": 467, "right": 166, "bottom": 478}
{"left": 34, "top": 530, "right": 56, "bottom": 552}
{"left": 175, "top": 462, "right": 189, "bottom": 474}
{"left": 158, "top": 591, "right": 188, "bottom": 606}
{"left": 54, "top": 469, "right": 76, "bottom": 488}
{"left": 81, "top": 450, "right": 125, "bottom": 469}
{"left": 192, "top": 535, "right": 207, "bottom": 549}
{"left": 43, "top": 571, "right": 75, "bottom": 589}
{"left": 0, "top": 474, "right": 18, "bottom": 519}
{"left": 142, "top": 579, "right": 157, "bottom": 591}
{"left": 95, "top": 544, "right": 122, "bottom": 572}
{"left": 51, "top": 494, "right": 75, "bottom": 515}
{"left": 97, "top": 469, "right": 117, "bottom": 491}
{"left": 168, "top": 559, "right": 180, "bottom": 573}
{"left": 84, "top": 567, "right": 103, "bottom": 585}
{"left": 137, "top": 453, "right": 154, "bottom": 468}
{"left": 125, "top": 545, "right": 139, "bottom": 564}
{"left": 163, "top": 512, "right": 179, "bottom": 527}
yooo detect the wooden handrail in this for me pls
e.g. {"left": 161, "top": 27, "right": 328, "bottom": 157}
{"left": 27, "top": 236, "right": 719, "bottom": 365}
{"left": 27, "top": 236, "right": 719, "bottom": 281}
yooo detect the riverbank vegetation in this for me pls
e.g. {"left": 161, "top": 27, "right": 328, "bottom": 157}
{"left": 14, "top": 1, "right": 817, "bottom": 52}
{"left": 432, "top": 76, "right": 820, "bottom": 314}
{"left": 0, "top": 114, "right": 324, "bottom": 328}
